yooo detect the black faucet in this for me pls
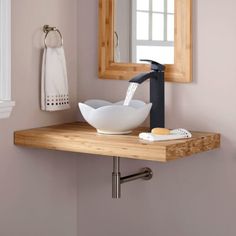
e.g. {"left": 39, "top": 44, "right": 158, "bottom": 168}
{"left": 129, "top": 60, "right": 165, "bottom": 130}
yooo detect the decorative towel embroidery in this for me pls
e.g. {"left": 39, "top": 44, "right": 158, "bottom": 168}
{"left": 46, "top": 94, "right": 69, "bottom": 109}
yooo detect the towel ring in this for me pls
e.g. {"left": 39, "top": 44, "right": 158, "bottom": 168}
{"left": 43, "top": 25, "right": 63, "bottom": 48}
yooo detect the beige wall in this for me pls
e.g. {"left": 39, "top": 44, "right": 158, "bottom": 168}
{"left": 77, "top": 0, "right": 236, "bottom": 236}
{"left": 0, "top": 0, "right": 78, "bottom": 235}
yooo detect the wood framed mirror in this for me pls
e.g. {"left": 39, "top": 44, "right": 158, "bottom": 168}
{"left": 98, "top": 0, "right": 192, "bottom": 83}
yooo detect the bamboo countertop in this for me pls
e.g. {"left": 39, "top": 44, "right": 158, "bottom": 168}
{"left": 14, "top": 122, "right": 220, "bottom": 162}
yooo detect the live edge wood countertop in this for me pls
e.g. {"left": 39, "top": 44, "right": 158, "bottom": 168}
{"left": 14, "top": 122, "right": 220, "bottom": 162}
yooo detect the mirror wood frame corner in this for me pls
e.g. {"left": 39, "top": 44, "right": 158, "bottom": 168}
{"left": 98, "top": 0, "right": 192, "bottom": 83}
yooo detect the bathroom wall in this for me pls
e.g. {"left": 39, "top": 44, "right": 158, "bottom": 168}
{"left": 77, "top": 0, "right": 236, "bottom": 236}
{"left": 0, "top": 0, "right": 78, "bottom": 235}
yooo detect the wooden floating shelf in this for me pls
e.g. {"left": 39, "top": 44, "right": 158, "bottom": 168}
{"left": 14, "top": 122, "right": 220, "bottom": 162}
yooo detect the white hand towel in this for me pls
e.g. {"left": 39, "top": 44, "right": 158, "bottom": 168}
{"left": 41, "top": 46, "right": 70, "bottom": 111}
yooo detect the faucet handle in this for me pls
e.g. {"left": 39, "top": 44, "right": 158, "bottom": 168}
{"left": 140, "top": 59, "right": 165, "bottom": 72}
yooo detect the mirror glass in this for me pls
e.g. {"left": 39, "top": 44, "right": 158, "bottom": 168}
{"left": 114, "top": 0, "right": 175, "bottom": 64}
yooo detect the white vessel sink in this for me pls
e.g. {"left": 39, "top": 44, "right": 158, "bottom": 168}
{"left": 78, "top": 99, "right": 152, "bottom": 134}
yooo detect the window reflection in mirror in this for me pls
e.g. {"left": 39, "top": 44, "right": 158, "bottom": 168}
{"left": 114, "top": 0, "right": 175, "bottom": 64}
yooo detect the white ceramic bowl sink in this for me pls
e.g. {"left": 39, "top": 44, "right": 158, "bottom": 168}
{"left": 78, "top": 99, "right": 152, "bottom": 134}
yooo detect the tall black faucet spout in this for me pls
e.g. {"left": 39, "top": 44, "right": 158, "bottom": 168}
{"left": 129, "top": 72, "right": 156, "bottom": 84}
{"left": 129, "top": 60, "right": 165, "bottom": 130}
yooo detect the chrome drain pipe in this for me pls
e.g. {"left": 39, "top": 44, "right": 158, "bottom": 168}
{"left": 112, "top": 157, "right": 153, "bottom": 199}
{"left": 112, "top": 157, "right": 121, "bottom": 199}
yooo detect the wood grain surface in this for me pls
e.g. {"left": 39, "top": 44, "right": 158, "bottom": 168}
{"left": 14, "top": 122, "right": 220, "bottom": 162}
